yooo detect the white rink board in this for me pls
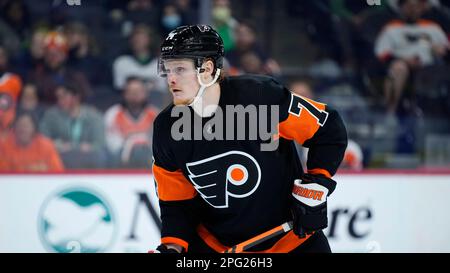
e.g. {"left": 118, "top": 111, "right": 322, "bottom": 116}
{"left": 327, "top": 174, "right": 450, "bottom": 253}
{"left": 0, "top": 173, "right": 161, "bottom": 253}
{"left": 1, "top": 173, "right": 449, "bottom": 253}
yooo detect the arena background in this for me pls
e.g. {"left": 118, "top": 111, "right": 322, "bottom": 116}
{"left": 0, "top": 0, "right": 449, "bottom": 253}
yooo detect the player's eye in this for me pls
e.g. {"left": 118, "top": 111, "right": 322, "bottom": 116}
{"left": 159, "top": 65, "right": 193, "bottom": 78}
{"left": 174, "top": 67, "right": 186, "bottom": 75}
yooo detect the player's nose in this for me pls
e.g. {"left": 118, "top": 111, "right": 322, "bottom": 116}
{"left": 167, "top": 73, "right": 177, "bottom": 85}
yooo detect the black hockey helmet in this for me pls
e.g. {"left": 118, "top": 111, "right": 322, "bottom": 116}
{"left": 159, "top": 25, "right": 224, "bottom": 72}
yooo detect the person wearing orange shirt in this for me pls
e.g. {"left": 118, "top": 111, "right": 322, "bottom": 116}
{"left": 0, "top": 112, "right": 64, "bottom": 172}
{"left": 0, "top": 46, "right": 23, "bottom": 139}
{"left": 104, "top": 76, "right": 159, "bottom": 168}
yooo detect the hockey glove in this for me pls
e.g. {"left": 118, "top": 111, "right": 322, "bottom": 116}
{"left": 148, "top": 244, "right": 181, "bottom": 253}
{"left": 291, "top": 174, "right": 337, "bottom": 238}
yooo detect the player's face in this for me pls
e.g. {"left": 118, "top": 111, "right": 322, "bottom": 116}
{"left": 162, "top": 59, "right": 200, "bottom": 105}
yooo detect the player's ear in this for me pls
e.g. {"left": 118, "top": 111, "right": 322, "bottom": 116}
{"left": 201, "top": 59, "right": 215, "bottom": 79}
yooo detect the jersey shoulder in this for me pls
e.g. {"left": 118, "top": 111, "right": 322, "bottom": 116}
{"left": 223, "top": 74, "right": 289, "bottom": 105}
{"left": 225, "top": 74, "right": 282, "bottom": 90}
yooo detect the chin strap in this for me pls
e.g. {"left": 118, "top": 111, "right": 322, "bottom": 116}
{"left": 188, "top": 68, "right": 221, "bottom": 107}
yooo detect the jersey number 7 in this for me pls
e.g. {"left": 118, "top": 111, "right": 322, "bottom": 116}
{"left": 289, "top": 94, "right": 329, "bottom": 126}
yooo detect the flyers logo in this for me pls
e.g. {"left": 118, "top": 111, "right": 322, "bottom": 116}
{"left": 186, "top": 151, "right": 261, "bottom": 208}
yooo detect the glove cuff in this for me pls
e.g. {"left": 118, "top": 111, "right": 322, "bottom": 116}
{"left": 292, "top": 180, "right": 328, "bottom": 207}
{"left": 301, "top": 173, "right": 337, "bottom": 196}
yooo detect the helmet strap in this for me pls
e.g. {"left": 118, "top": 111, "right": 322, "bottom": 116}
{"left": 188, "top": 67, "right": 221, "bottom": 108}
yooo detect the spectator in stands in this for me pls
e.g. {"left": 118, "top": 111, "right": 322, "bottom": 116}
{"left": 11, "top": 26, "right": 47, "bottom": 79}
{"left": 159, "top": 2, "right": 184, "bottom": 37}
{"left": 238, "top": 51, "right": 265, "bottom": 75}
{"left": 421, "top": 0, "right": 450, "bottom": 35}
{"left": 112, "top": 24, "right": 168, "bottom": 107}
{"left": 104, "top": 77, "right": 158, "bottom": 169}
{"left": 0, "top": 24, "right": 19, "bottom": 61}
{"left": 125, "top": 0, "right": 160, "bottom": 27}
{"left": 0, "top": 0, "right": 24, "bottom": 58}
{"left": 0, "top": 0, "right": 31, "bottom": 42}
{"left": 27, "top": 31, "right": 92, "bottom": 106}
{"left": 226, "top": 21, "right": 281, "bottom": 77}
{"left": 105, "top": 0, "right": 160, "bottom": 51}
{"left": 341, "top": 139, "right": 364, "bottom": 171}
{"left": 375, "top": 0, "right": 449, "bottom": 114}
{"left": 221, "top": 57, "right": 240, "bottom": 76}
{"left": 212, "top": 0, "right": 238, "bottom": 52}
{"left": 0, "top": 46, "right": 23, "bottom": 140}
{"left": 0, "top": 111, "right": 64, "bottom": 172}
{"left": 40, "top": 83, "right": 106, "bottom": 169}
{"left": 175, "top": 0, "right": 198, "bottom": 25}
{"left": 64, "top": 21, "right": 110, "bottom": 88}
{"left": 285, "top": 0, "right": 340, "bottom": 69}
{"left": 289, "top": 78, "right": 315, "bottom": 99}
{"left": 16, "top": 82, "right": 45, "bottom": 122}
{"left": 329, "top": 0, "right": 390, "bottom": 71}
{"left": 359, "top": 0, "right": 399, "bottom": 46}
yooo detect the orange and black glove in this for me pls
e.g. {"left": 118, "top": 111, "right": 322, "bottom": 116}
{"left": 291, "top": 174, "right": 336, "bottom": 238}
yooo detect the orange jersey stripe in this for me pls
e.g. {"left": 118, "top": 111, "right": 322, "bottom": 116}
{"left": 153, "top": 164, "right": 197, "bottom": 201}
{"left": 265, "top": 230, "right": 312, "bottom": 253}
{"left": 278, "top": 94, "right": 327, "bottom": 145}
{"left": 197, "top": 224, "right": 312, "bottom": 253}
{"left": 161, "top": 236, "right": 189, "bottom": 251}
{"left": 197, "top": 224, "right": 229, "bottom": 252}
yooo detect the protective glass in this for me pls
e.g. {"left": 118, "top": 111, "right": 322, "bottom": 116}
{"left": 158, "top": 59, "right": 198, "bottom": 78}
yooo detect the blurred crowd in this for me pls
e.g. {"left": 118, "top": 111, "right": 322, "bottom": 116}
{"left": 0, "top": 0, "right": 449, "bottom": 171}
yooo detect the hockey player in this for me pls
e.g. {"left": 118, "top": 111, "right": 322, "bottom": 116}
{"left": 151, "top": 25, "right": 347, "bottom": 253}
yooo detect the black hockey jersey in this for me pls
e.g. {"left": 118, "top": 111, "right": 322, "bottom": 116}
{"left": 152, "top": 75, "right": 347, "bottom": 252}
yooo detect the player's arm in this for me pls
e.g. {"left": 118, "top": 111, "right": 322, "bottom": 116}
{"left": 263, "top": 79, "right": 347, "bottom": 237}
{"left": 265, "top": 78, "right": 347, "bottom": 177}
{"left": 280, "top": 93, "right": 347, "bottom": 237}
{"left": 280, "top": 96, "right": 347, "bottom": 177}
{"left": 151, "top": 117, "right": 201, "bottom": 253}
{"left": 152, "top": 162, "right": 200, "bottom": 252}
